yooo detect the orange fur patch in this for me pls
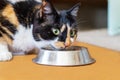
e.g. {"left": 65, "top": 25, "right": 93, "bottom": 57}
{"left": 0, "top": 34, "right": 12, "bottom": 46}
{"left": 0, "top": 24, "right": 13, "bottom": 45}
{"left": 0, "top": 25, "right": 13, "bottom": 36}
{"left": 55, "top": 41, "right": 65, "bottom": 48}
{"left": 2, "top": 34, "right": 12, "bottom": 45}
{"left": 74, "top": 34, "right": 77, "bottom": 41}
{"left": 34, "top": 4, "right": 41, "bottom": 9}
{"left": 61, "top": 24, "right": 66, "bottom": 33}
{"left": 0, "top": 37, "right": 5, "bottom": 43}
{"left": 2, "top": 4, "right": 19, "bottom": 27}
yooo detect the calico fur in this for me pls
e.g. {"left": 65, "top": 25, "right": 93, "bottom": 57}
{"left": 0, "top": 0, "right": 80, "bottom": 61}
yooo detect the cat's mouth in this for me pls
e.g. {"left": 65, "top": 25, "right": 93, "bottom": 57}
{"left": 49, "top": 42, "right": 71, "bottom": 50}
{"left": 45, "top": 44, "right": 67, "bottom": 50}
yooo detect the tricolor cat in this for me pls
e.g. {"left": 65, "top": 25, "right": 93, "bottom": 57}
{"left": 0, "top": 0, "right": 80, "bottom": 61}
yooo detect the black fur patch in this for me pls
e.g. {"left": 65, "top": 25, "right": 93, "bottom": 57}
{"left": 0, "top": 17, "right": 17, "bottom": 34}
{"left": 0, "top": 0, "right": 9, "bottom": 10}
{"left": 13, "top": 0, "right": 40, "bottom": 28}
{"left": 0, "top": 27, "right": 13, "bottom": 40}
{"left": 0, "top": 33, "right": 2, "bottom": 37}
{"left": 58, "top": 26, "right": 67, "bottom": 42}
{"left": 33, "top": 24, "right": 60, "bottom": 41}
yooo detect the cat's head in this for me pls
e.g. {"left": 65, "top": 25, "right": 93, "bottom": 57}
{"left": 33, "top": 0, "right": 80, "bottom": 49}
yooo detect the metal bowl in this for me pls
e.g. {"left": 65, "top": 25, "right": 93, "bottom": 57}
{"left": 33, "top": 46, "right": 95, "bottom": 66}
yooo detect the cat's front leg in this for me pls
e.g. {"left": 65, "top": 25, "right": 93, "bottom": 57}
{"left": 0, "top": 41, "right": 12, "bottom": 61}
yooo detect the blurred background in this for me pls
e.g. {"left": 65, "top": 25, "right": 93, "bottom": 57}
{"left": 52, "top": 0, "right": 120, "bottom": 52}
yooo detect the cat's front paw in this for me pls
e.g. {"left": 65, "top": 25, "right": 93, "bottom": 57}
{"left": 0, "top": 52, "right": 12, "bottom": 61}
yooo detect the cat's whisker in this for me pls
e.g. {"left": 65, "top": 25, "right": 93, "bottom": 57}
{"left": 76, "top": 18, "right": 87, "bottom": 22}
{"left": 75, "top": 20, "right": 88, "bottom": 26}
{"left": 77, "top": 17, "right": 85, "bottom": 20}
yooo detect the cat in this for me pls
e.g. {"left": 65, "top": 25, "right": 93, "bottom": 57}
{"left": 0, "top": 0, "right": 80, "bottom": 61}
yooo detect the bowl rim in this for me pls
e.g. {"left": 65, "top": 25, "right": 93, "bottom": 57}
{"left": 41, "top": 46, "right": 88, "bottom": 52}
{"left": 33, "top": 58, "right": 96, "bottom": 67}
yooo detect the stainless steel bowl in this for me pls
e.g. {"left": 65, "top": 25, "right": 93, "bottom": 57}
{"left": 33, "top": 46, "right": 95, "bottom": 66}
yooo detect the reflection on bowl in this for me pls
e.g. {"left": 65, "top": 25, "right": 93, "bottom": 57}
{"left": 33, "top": 46, "right": 95, "bottom": 66}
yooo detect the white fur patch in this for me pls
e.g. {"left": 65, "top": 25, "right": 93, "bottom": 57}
{"left": 0, "top": 43, "right": 12, "bottom": 61}
{"left": 70, "top": 38, "right": 74, "bottom": 42}
{"left": 12, "top": 25, "right": 35, "bottom": 53}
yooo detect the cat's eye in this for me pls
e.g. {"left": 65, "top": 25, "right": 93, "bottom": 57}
{"left": 52, "top": 28, "right": 60, "bottom": 35}
{"left": 70, "top": 30, "right": 76, "bottom": 37}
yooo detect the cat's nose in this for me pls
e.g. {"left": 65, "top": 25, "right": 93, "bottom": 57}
{"left": 65, "top": 39, "right": 71, "bottom": 47}
{"left": 65, "top": 42, "right": 71, "bottom": 47}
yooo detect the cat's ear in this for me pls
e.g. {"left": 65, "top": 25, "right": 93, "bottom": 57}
{"left": 39, "top": 0, "right": 57, "bottom": 17}
{"left": 34, "top": 0, "right": 58, "bottom": 25}
{"left": 67, "top": 3, "right": 80, "bottom": 16}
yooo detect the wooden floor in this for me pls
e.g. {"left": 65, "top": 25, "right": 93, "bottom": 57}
{"left": 0, "top": 41, "right": 120, "bottom": 80}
